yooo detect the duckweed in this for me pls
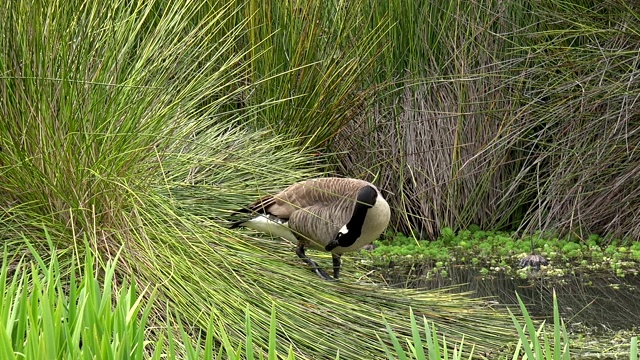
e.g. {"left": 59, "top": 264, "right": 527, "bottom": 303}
{"left": 364, "top": 227, "right": 640, "bottom": 277}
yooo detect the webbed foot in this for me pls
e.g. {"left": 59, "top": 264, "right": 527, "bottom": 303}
{"left": 296, "top": 242, "right": 337, "bottom": 281}
{"left": 312, "top": 266, "right": 336, "bottom": 281}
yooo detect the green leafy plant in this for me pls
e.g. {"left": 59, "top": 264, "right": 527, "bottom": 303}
{"left": 0, "top": 237, "right": 298, "bottom": 360}
{"left": 508, "top": 291, "right": 570, "bottom": 360}
{"left": 380, "top": 292, "right": 639, "bottom": 360}
{"left": 379, "top": 308, "right": 473, "bottom": 360}
{"left": 367, "top": 229, "right": 639, "bottom": 276}
{"left": 0, "top": 239, "right": 155, "bottom": 359}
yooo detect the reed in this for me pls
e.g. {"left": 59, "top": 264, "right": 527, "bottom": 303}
{"left": 0, "top": 0, "right": 517, "bottom": 357}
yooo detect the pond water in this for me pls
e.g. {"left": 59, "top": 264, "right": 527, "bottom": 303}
{"left": 376, "top": 263, "right": 640, "bottom": 332}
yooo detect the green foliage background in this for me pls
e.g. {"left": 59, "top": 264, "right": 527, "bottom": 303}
{"left": 1, "top": 0, "right": 639, "bottom": 358}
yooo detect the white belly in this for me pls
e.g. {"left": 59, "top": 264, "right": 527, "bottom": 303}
{"left": 241, "top": 215, "right": 298, "bottom": 243}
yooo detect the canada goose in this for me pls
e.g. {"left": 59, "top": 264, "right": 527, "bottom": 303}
{"left": 229, "top": 178, "right": 391, "bottom": 280}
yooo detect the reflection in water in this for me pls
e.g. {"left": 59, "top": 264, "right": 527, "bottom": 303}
{"left": 377, "top": 263, "right": 640, "bottom": 331}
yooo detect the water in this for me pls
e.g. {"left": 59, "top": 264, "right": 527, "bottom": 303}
{"left": 377, "top": 263, "right": 640, "bottom": 331}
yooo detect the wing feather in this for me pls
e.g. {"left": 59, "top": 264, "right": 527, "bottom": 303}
{"left": 230, "top": 178, "right": 375, "bottom": 231}
{"left": 288, "top": 199, "right": 356, "bottom": 247}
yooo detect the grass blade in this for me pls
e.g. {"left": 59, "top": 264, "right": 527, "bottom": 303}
{"left": 409, "top": 308, "right": 426, "bottom": 360}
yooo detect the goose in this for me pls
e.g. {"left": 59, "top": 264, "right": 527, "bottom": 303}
{"left": 229, "top": 177, "right": 391, "bottom": 280}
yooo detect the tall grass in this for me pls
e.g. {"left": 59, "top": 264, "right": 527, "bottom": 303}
{"left": 235, "top": 0, "right": 390, "bottom": 148}
{"left": 331, "top": 0, "right": 538, "bottom": 238}
{"left": 330, "top": 0, "right": 640, "bottom": 243}
{"left": 5, "top": 0, "right": 635, "bottom": 356}
{"left": 0, "top": 0, "right": 519, "bottom": 358}
{"left": 508, "top": 0, "right": 640, "bottom": 240}
{"left": 0, "top": 0, "right": 258, "bottom": 248}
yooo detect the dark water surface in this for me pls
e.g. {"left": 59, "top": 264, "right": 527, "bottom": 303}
{"left": 377, "top": 263, "right": 640, "bottom": 331}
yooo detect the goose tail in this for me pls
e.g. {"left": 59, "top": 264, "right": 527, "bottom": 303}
{"left": 228, "top": 194, "right": 277, "bottom": 228}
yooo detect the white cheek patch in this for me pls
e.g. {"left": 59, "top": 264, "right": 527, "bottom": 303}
{"left": 339, "top": 225, "right": 349, "bottom": 235}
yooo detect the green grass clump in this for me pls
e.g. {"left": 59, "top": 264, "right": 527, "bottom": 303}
{"left": 0, "top": 0, "right": 522, "bottom": 357}
{"left": 240, "top": 0, "right": 388, "bottom": 149}
{"left": 0, "top": 240, "right": 155, "bottom": 359}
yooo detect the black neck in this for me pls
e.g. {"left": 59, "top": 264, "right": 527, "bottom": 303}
{"left": 337, "top": 186, "right": 377, "bottom": 247}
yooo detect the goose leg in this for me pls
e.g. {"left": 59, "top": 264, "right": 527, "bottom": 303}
{"left": 295, "top": 242, "right": 333, "bottom": 281}
{"left": 332, "top": 254, "right": 341, "bottom": 279}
